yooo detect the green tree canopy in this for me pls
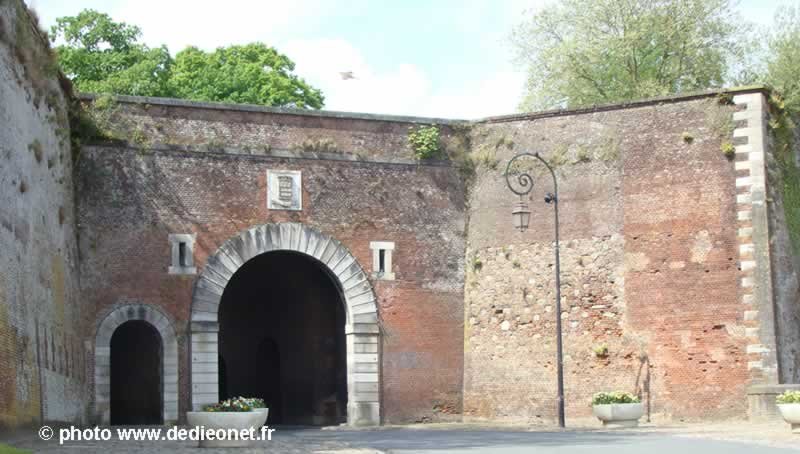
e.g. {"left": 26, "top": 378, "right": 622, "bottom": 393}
{"left": 764, "top": 5, "right": 800, "bottom": 112}
{"left": 170, "top": 44, "right": 323, "bottom": 108}
{"left": 51, "top": 9, "right": 172, "bottom": 97}
{"left": 512, "top": 0, "right": 749, "bottom": 110}
{"left": 50, "top": 9, "right": 323, "bottom": 108}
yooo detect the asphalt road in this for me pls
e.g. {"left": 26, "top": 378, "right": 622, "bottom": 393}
{"left": 295, "top": 428, "right": 798, "bottom": 454}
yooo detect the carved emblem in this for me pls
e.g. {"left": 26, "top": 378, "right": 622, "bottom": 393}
{"left": 267, "top": 170, "right": 302, "bottom": 210}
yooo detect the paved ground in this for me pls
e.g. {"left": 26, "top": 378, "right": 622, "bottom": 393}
{"left": 3, "top": 422, "right": 798, "bottom": 453}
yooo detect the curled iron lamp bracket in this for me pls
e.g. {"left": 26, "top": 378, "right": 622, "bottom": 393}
{"left": 504, "top": 152, "right": 557, "bottom": 200}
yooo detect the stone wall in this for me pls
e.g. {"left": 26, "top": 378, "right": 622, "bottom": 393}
{"left": 464, "top": 94, "right": 754, "bottom": 423}
{"left": 766, "top": 111, "right": 800, "bottom": 384}
{"left": 76, "top": 98, "right": 467, "bottom": 423}
{"left": 0, "top": 0, "right": 87, "bottom": 430}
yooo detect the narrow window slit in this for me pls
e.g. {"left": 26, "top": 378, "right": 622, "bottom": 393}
{"left": 178, "top": 242, "right": 188, "bottom": 267}
{"left": 378, "top": 249, "right": 386, "bottom": 274}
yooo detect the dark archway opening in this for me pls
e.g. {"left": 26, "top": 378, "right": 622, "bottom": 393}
{"left": 218, "top": 251, "right": 347, "bottom": 425}
{"left": 110, "top": 320, "right": 163, "bottom": 425}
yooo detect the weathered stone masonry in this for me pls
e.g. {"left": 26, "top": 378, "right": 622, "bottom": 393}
{"left": 463, "top": 93, "right": 799, "bottom": 422}
{"left": 0, "top": 1, "right": 88, "bottom": 430}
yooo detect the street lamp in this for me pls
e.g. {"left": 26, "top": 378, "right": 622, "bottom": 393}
{"left": 504, "top": 151, "right": 565, "bottom": 429}
{"left": 511, "top": 200, "right": 531, "bottom": 231}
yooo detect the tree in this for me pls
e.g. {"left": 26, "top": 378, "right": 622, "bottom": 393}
{"left": 50, "top": 9, "right": 324, "bottom": 108}
{"left": 512, "top": 0, "right": 749, "bottom": 110}
{"left": 170, "top": 44, "right": 324, "bottom": 108}
{"left": 51, "top": 10, "right": 173, "bottom": 97}
{"left": 764, "top": 5, "right": 800, "bottom": 112}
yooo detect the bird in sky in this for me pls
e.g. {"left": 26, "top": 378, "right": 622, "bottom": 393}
{"left": 339, "top": 71, "right": 356, "bottom": 80}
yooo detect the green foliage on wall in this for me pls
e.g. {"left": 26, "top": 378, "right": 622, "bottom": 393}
{"left": 66, "top": 92, "right": 123, "bottom": 162}
{"left": 721, "top": 141, "right": 735, "bottom": 158}
{"left": 292, "top": 138, "right": 339, "bottom": 153}
{"left": 408, "top": 125, "right": 442, "bottom": 160}
{"left": 768, "top": 94, "right": 800, "bottom": 254}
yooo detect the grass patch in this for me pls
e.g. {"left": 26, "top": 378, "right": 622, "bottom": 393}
{"left": 0, "top": 443, "right": 32, "bottom": 454}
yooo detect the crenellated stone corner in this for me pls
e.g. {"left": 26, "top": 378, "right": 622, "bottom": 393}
{"left": 732, "top": 93, "right": 779, "bottom": 389}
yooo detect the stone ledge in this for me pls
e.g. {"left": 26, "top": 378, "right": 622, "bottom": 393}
{"left": 748, "top": 384, "right": 800, "bottom": 394}
{"left": 85, "top": 142, "right": 454, "bottom": 168}
{"left": 481, "top": 85, "right": 768, "bottom": 124}
{"left": 748, "top": 384, "right": 800, "bottom": 420}
{"left": 78, "top": 93, "right": 467, "bottom": 124}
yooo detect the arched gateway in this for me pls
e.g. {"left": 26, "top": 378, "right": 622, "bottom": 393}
{"left": 190, "top": 223, "right": 381, "bottom": 426}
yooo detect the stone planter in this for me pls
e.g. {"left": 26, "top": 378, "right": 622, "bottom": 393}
{"left": 186, "top": 411, "right": 265, "bottom": 448}
{"left": 592, "top": 403, "right": 645, "bottom": 428}
{"left": 253, "top": 407, "right": 269, "bottom": 426}
{"left": 778, "top": 404, "right": 800, "bottom": 434}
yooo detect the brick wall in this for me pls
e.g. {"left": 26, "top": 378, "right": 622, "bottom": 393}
{"left": 0, "top": 0, "right": 88, "bottom": 430}
{"left": 78, "top": 93, "right": 468, "bottom": 163}
{"left": 77, "top": 103, "right": 467, "bottom": 423}
{"left": 464, "top": 95, "right": 752, "bottom": 423}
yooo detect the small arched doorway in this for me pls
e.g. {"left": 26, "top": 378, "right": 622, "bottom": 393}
{"left": 94, "top": 304, "right": 179, "bottom": 425}
{"left": 218, "top": 251, "right": 347, "bottom": 425}
{"left": 110, "top": 320, "right": 163, "bottom": 425}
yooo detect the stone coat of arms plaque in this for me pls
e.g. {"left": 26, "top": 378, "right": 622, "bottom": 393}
{"left": 267, "top": 169, "right": 302, "bottom": 211}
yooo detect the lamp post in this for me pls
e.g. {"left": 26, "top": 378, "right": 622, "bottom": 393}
{"left": 504, "top": 152, "right": 565, "bottom": 429}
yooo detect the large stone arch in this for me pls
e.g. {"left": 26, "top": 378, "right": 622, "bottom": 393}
{"left": 94, "top": 304, "right": 179, "bottom": 425}
{"left": 190, "top": 223, "right": 381, "bottom": 426}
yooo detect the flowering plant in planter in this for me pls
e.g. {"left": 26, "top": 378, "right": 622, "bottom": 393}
{"left": 777, "top": 391, "right": 800, "bottom": 404}
{"left": 591, "top": 391, "right": 644, "bottom": 428}
{"left": 202, "top": 398, "right": 252, "bottom": 412}
{"left": 188, "top": 398, "right": 264, "bottom": 448}
{"left": 591, "top": 391, "right": 640, "bottom": 405}
{"left": 776, "top": 390, "right": 800, "bottom": 434}
{"left": 233, "top": 397, "right": 269, "bottom": 426}
{"left": 239, "top": 397, "right": 267, "bottom": 408}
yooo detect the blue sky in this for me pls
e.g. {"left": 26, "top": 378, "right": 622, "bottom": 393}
{"left": 27, "top": 0, "right": 796, "bottom": 119}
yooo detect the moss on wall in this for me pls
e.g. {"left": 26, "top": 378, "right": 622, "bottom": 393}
{"left": 768, "top": 94, "right": 800, "bottom": 254}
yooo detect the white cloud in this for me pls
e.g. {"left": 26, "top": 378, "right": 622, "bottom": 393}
{"left": 422, "top": 70, "right": 526, "bottom": 119}
{"left": 111, "top": 0, "right": 330, "bottom": 52}
{"left": 30, "top": 0, "right": 529, "bottom": 118}
{"left": 284, "top": 38, "right": 526, "bottom": 119}
{"left": 283, "top": 38, "right": 432, "bottom": 116}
